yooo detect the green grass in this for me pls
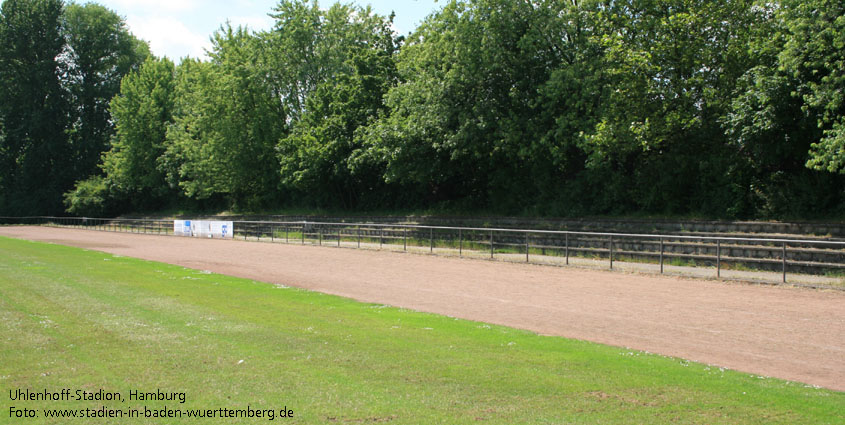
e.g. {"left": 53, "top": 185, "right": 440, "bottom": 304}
{"left": 0, "top": 237, "right": 842, "bottom": 424}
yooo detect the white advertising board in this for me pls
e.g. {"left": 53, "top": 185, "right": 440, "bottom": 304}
{"left": 173, "top": 220, "right": 233, "bottom": 239}
{"left": 174, "top": 220, "right": 192, "bottom": 236}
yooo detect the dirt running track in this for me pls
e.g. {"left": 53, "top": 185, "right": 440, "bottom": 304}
{"left": 3, "top": 226, "right": 844, "bottom": 391}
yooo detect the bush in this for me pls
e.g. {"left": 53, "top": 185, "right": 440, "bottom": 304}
{"left": 63, "top": 176, "right": 119, "bottom": 216}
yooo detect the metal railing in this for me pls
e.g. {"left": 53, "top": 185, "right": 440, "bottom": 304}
{"left": 2, "top": 216, "right": 844, "bottom": 285}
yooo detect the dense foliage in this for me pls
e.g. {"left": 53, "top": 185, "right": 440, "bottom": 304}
{"left": 1, "top": 0, "right": 843, "bottom": 218}
{"left": 0, "top": 0, "right": 148, "bottom": 215}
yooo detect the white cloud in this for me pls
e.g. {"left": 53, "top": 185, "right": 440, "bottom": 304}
{"left": 98, "top": 0, "right": 440, "bottom": 60}
{"left": 227, "top": 15, "right": 275, "bottom": 32}
{"left": 125, "top": 15, "right": 210, "bottom": 60}
{"left": 103, "top": 0, "right": 202, "bottom": 13}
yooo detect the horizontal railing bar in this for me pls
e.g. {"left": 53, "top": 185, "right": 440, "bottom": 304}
{"left": 217, "top": 220, "right": 845, "bottom": 246}
{"left": 4, "top": 216, "right": 845, "bottom": 247}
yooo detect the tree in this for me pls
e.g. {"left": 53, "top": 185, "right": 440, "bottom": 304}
{"left": 362, "top": 1, "right": 507, "bottom": 206}
{"left": 0, "top": 0, "right": 69, "bottom": 215}
{"left": 273, "top": 2, "right": 401, "bottom": 208}
{"left": 360, "top": 0, "right": 600, "bottom": 211}
{"left": 0, "top": 0, "right": 148, "bottom": 215}
{"left": 725, "top": 0, "right": 845, "bottom": 216}
{"left": 163, "top": 25, "right": 286, "bottom": 209}
{"left": 263, "top": 0, "right": 398, "bottom": 122}
{"left": 573, "top": 0, "right": 764, "bottom": 215}
{"left": 783, "top": 0, "right": 845, "bottom": 174}
{"left": 279, "top": 48, "right": 398, "bottom": 208}
{"left": 63, "top": 2, "right": 149, "bottom": 182}
{"left": 65, "top": 57, "right": 175, "bottom": 215}
{"left": 105, "top": 57, "right": 176, "bottom": 197}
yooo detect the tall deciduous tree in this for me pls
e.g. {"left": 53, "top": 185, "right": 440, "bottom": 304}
{"left": 361, "top": 0, "right": 560, "bottom": 209}
{"left": 725, "top": 0, "right": 845, "bottom": 216}
{"left": 274, "top": 2, "right": 400, "bottom": 208}
{"left": 65, "top": 57, "right": 175, "bottom": 215}
{"left": 163, "top": 25, "right": 286, "bottom": 209}
{"left": 577, "top": 0, "right": 762, "bottom": 215}
{"left": 0, "top": 0, "right": 69, "bottom": 214}
{"left": 63, "top": 2, "right": 149, "bottom": 182}
{"left": 1, "top": 0, "right": 147, "bottom": 215}
{"left": 279, "top": 48, "right": 399, "bottom": 208}
{"left": 788, "top": 0, "right": 845, "bottom": 174}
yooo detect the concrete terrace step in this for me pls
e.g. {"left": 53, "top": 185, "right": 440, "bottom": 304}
{"left": 180, "top": 215, "right": 845, "bottom": 238}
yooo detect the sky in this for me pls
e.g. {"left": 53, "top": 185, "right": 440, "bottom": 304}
{"left": 94, "top": 0, "right": 443, "bottom": 60}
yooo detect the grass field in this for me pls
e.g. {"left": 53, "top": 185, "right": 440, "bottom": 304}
{"left": 1, "top": 236, "right": 842, "bottom": 424}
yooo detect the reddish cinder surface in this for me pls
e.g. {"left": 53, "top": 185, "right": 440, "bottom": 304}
{"left": 3, "top": 226, "right": 844, "bottom": 391}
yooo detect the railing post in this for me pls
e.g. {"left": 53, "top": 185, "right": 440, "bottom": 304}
{"left": 271, "top": 225, "right": 274, "bottom": 242}
{"left": 565, "top": 233, "right": 569, "bottom": 265}
{"left": 430, "top": 228, "right": 433, "bottom": 253}
{"left": 525, "top": 232, "right": 529, "bottom": 262}
{"left": 357, "top": 226, "right": 360, "bottom": 248}
{"left": 319, "top": 227, "right": 322, "bottom": 245}
{"left": 285, "top": 226, "right": 289, "bottom": 243}
{"left": 490, "top": 230, "right": 494, "bottom": 259}
{"left": 660, "top": 237, "right": 664, "bottom": 274}
{"left": 609, "top": 235, "right": 614, "bottom": 270}
{"left": 782, "top": 242, "right": 787, "bottom": 283}
{"left": 459, "top": 228, "right": 463, "bottom": 257}
{"left": 403, "top": 228, "right": 407, "bottom": 251}
{"left": 380, "top": 227, "right": 383, "bottom": 248}
{"left": 716, "top": 240, "right": 721, "bottom": 278}
{"left": 338, "top": 227, "right": 341, "bottom": 247}
{"left": 301, "top": 223, "right": 305, "bottom": 244}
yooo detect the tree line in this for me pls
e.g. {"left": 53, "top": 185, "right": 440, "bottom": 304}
{"left": 1, "top": 0, "right": 843, "bottom": 219}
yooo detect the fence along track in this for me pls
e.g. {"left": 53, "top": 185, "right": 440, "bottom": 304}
{"left": 2, "top": 216, "right": 844, "bottom": 288}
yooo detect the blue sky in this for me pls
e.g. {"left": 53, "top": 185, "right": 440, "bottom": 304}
{"left": 94, "top": 0, "right": 443, "bottom": 60}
